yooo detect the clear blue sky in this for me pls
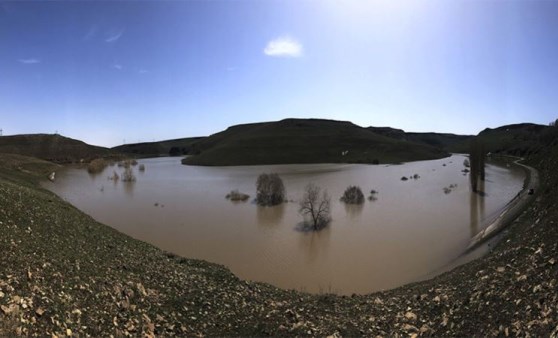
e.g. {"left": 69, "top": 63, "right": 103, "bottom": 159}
{"left": 1, "top": 0, "right": 557, "bottom": 147}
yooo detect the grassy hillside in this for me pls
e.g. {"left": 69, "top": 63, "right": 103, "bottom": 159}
{"left": 112, "top": 137, "right": 204, "bottom": 158}
{"left": 182, "top": 118, "right": 449, "bottom": 166}
{"left": 368, "top": 126, "right": 473, "bottom": 151}
{"left": 449, "top": 123, "right": 556, "bottom": 155}
{"left": 0, "top": 134, "right": 114, "bottom": 163}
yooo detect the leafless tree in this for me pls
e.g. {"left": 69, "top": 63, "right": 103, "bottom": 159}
{"left": 299, "top": 183, "right": 331, "bottom": 230}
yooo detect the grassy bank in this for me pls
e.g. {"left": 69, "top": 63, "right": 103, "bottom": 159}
{"left": 1, "top": 152, "right": 557, "bottom": 336}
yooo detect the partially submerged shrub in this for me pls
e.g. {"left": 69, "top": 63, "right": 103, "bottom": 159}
{"left": 413, "top": 174, "right": 420, "bottom": 179}
{"left": 256, "top": 173, "right": 285, "bottom": 206}
{"left": 401, "top": 176, "right": 408, "bottom": 181}
{"left": 368, "top": 189, "right": 378, "bottom": 201}
{"left": 109, "top": 171, "right": 120, "bottom": 181}
{"left": 226, "top": 190, "right": 250, "bottom": 202}
{"left": 87, "top": 158, "right": 107, "bottom": 174}
{"left": 121, "top": 167, "right": 136, "bottom": 182}
{"left": 139, "top": 164, "right": 146, "bottom": 172}
{"left": 340, "top": 185, "right": 364, "bottom": 204}
{"left": 443, "top": 184, "right": 458, "bottom": 194}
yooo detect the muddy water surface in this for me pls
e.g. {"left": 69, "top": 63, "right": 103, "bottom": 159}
{"left": 44, "top": 155, "right": 524, "bottom": 294}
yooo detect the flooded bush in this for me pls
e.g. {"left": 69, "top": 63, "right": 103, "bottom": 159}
{"left": 226, "top": 190, "right": 250, "bottom": 202}
{"left": 256, "top": 173, "right": 285, "bottom": 206}
{"left": 109, "top": 171, "right": 119, "bottom": 181}
{"left": 401, "top": 176, "right": 408, "bottom": 181}
{"left": 87, "top": 158, "right": 107, "bottom": 174}
{"left": 368, "top": 189, "right": 378, "bottom": 201}
{"left": 121, "top": 167, "right": 136, "bottom": 182}
{"left": 340, "top": 185, "right": 364, "bottom": 204}
{"left": 443, "top": 184, "right": 458, "bottom": 194}
{"left": 139, "top": 164, "right": 146, "bottom": 172}
{"left": 413, "top": 174, "right": 420, "bottom": 179}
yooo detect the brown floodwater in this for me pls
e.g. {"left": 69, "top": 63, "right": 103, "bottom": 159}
{"left": 44, "top": 155, "right": 525, "bottom": 294}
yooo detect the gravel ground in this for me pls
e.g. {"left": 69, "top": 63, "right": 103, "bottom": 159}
{"left": 0, "top": 151, "right": 557, "bottom": 337}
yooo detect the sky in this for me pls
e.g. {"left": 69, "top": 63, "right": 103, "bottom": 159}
{"left": 1, "top": 0, "right": 558, "bottom": 147}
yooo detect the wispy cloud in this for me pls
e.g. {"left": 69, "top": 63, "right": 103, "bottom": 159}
{"left": 264, "top": 36, "right": 303, "bottom": 58}
{"left": 105, "top": 30, "right": 124, "bottom": 43}
{"left": 83, "top": 25, "right": 98, "bottom": 41}
{"left": 18, "top": 58, "right": 41, "bottom": 64}
{"left": 113, "top": 64, "right": 123, "bottom": 70}
{"left": 138, "top": 69, "right": 148, "bottom": 74}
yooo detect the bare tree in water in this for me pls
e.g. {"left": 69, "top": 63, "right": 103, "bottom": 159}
{"left": 299, "top": 183, "right": 331, "bottom": 230}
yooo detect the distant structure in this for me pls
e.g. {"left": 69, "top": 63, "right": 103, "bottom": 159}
{"left": 0, "top": 128, "right": 2, "bottom": 136}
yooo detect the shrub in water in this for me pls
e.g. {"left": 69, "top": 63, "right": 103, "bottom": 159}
{"left": 256, "top": 173, "right": 285, "bottom": 206}
{"left": 340, "top": 185, "right": 365, "bottom": 204}
{"left": 87, "top": 158, "right": 107, "bottom": 174}
{"left": 226, "top": 190, "right": 250, "bottom": 202}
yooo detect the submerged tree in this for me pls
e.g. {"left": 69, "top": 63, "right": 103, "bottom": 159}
{"left": 469, "top": 139, "right": 486, "bottom": 193}
{"left": 299, "top": 183, "right": 331, "bottom": 230}
{"left": 256, "top": 173, "right": 285, "bottom": 206}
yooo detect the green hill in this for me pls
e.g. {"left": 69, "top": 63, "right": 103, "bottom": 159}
{"left": 367, "top": 127, "right": 473, "bottom": 150}
{"left": 182, "top": 118, "right": 449, "bottom": 166}
{"left": 0, "top": 134, "right": 114, "bottom": 163}
{"left": 112, "top": 137, "right": 204, "bottom": 158}
{"left": 449, "top": 123, "right": 555, "bottom": 155}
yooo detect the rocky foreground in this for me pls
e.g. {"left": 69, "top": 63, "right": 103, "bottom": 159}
{"left": 0, "top": 150, "right": 557, "bottom": 337}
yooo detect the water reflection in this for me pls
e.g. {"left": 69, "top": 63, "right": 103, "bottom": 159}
{"left": 298, "top": 226, "right": 331, "bottom": 263}
{"left": 469, "top": 180, "right": 486, "bottom": 237}
{"left": 256, "top": 203, "right": 286, "bottom": 226}
{"left": 344, "top": 203, "right": 364, "bottom": 218}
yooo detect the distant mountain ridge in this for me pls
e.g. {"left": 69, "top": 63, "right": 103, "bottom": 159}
{"left": 181, "top": 118, "right": 450, "bottom": 166}
{"left": 0, "top": 134, "right": 113, "bottom": 163}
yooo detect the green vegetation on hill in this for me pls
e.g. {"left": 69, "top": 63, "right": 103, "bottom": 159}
{"left": 182, "top": 119, "right": 449, "bottom": 166}
{"left": 367, "top": 126, "right": 473, "bottom": 151}
{"left": 112, "top": 137, "right": 204, "bottom": 158}
{"left": 0, "top": 134, "right": 114, "bottom": 163}
{"left": 449, "top": 123, "right": 556, "bottom": 155}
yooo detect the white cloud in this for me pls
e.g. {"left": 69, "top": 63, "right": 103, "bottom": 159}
{"left": 105, "top": 30, "right": 124, "bottom": 43}
{"left": 18, "top": 58, "right": 41, "bottom": 64}
{"left": 113, "top": 64, "right": 123, "bottom": 70}
{"left": 264, "top": 36, "right": 303, "bottom": 58}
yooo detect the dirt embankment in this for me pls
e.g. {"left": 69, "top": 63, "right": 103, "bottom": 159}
{"left": 0, "top": 152, "right": 557, "bottom": 337}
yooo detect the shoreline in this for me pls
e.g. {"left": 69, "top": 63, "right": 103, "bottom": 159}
{"left": 466, "top": 159, "right": 538, "bottom": 252}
